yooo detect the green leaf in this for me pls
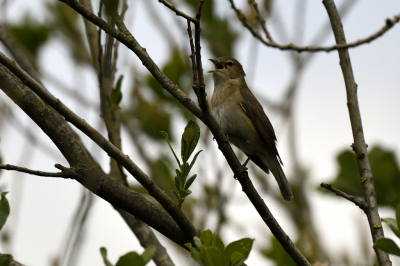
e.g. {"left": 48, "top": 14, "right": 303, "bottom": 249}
{"left": 327, "top": 146, "right": 400, "bottom": 208}
{"left": 0, "top": 254, "right": 13, "bottom": 266}
{"left": 141, "top": 245, "right": 156, "bottom": 264}
{"left": 212, "top": 233, "right": 225, "bottom": 252}
{"left": 179, "top": 190, "right": 192, "bottom": 198}
{"left": 0, "top": 192, "right": 10, "bottom": 231}
{"left": 181, "top": 120, "right": 200, "bottom": 163}
{"left": 110, "top": 75, "right": 123, "bottom": 107}
{"left": 175, "top": 172, "right": 183, "bottom": 191}
{"left": 103, "top": 0, "right": 120, "bottom": 17}
{"left": 203, "top": 18, "right": 237, "bottom": 57}
{"left": 160, "top": 131, "right": 181, "bottom": 167}
{"left": 100, "top": 247, "right": 114, "bottom": 266}
{"left": 116, "top": 252, "right": 144, "bottom": 266}
{"left": 203, "top": 246, "right": 222, "bottom": 266}
{"left": 200, "top": 230, "right": 213, "bottom": 247}
{"left": 194, "top": 236, "right": 203, "bottom": 250}
{"left": 184, "top": 174, "right": 197, "bottom": 190}
{"left": 189, "top": 150, "right": 203, "bottom": 173}
{"left": 189, "top": 244, "right": 203, "bottom": 264}
{"left": 396, "top": 202, "right": 400, "bottom": 236}
{"left": 230, "top": 251, "right": 245, "bottom": 266}
{"left": 172, "top": 190, "right": 180, "bottom": 200}
{"left": 374, "top": 238, "right": 400, "bottom": 256}
{"left": 382, "top": 218, "right": 400, "bottom": 238}
{"left": 224, "top": 238, "right": 254, "bottom": 263}
{"left": 6, "top": 15, "right": 52, "bottom": 58}
{"left": 181, "top": 162, "right": 190, "bottom": 178}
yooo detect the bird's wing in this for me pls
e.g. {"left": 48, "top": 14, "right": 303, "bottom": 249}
{"left": 239, "top": 86, "right": 283, "bottom": 165}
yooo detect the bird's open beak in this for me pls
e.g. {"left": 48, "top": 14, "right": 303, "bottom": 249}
{"left": 208, "top": 59, "right": 224, "bottom": 73}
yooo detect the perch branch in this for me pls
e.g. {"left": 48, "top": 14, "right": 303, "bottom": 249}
{"left": 56, "top": 2, "right": 311, "bottom": 264}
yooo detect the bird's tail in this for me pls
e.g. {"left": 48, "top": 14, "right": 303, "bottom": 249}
{"left": 261, "top": 154, "right": 293, "bottom": 201}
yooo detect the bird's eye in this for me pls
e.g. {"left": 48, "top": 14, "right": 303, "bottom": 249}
{"left": 227, "top": 61, "right": 233, "bottom": 66}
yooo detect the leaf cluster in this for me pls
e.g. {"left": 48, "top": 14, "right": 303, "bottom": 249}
{"left": 161, "top": 120, "right": 202, "bottom": 207}
{"left": 100, "top": 246, "right": 156, "bottom": 266}
{"left": 374, "top": 203, "right": 400, "bottom": 256}
{"left": 324, "top": 146, "right": 400, "bottom": 208}
{"left": 0, "top": 192, "right": 13, "bottom": 266}
{"left": 185, "top": 229, "right": 254, "bottom": 266}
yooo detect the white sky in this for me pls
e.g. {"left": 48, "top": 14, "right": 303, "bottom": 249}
{"left": 1, "top": 0, "right": 400, "bottom": 265}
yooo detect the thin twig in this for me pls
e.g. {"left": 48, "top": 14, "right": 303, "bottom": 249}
{"left": 322, "top": 0, "right": 391, "bottom": 265}
{"left": 80, "top": 0, "right": 100, "bottom": 72}
{"left": 192, "top": 0, "right": 208, "bottom": 111}
{"left": 158, "top": 0, "right": 198, "bottom": 23}
{"left": 320, "top": 182, "right": 367, "bottom": 211}
{"left": 248, "top": 0, "right": 274, "bottom": 42}
{"left": 229, "top": 0, "right": 400, "bottom": 52}
{"left": 0, "top": 164, "right": 64, "bottom": 177}
{"left": 187, "top": 21, "right": 198, "bottom": 86}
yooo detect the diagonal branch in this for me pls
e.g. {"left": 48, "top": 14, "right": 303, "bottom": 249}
{"left": 248, "top": 0, "right": 274, "bottom": 42}
{"left": 322, "top": 0, "right": 391, "bottom": 265}
{"left": 183, "top": 2, "right": 310, "bottom": 265}
{"left": 56, "top": 1, "right": 312, "bottom": 264}
{"left": 0, "top": 50, "right": 199, "bottom": 243}
{"left": 229, "top": 0, "right": 400, "bottom": 52}
{"left": 0, "top": 62, "right": 190, "bottom": 247}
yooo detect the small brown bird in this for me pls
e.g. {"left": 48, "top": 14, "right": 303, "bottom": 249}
{"left": 209, "top": 56, "right": 293, "bottom": 201}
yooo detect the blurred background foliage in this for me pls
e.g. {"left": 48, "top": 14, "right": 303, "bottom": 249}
{"left": 0, "top": 0, "right": 399, "bottom": 265}
{"left": 325, "top": 146, "right": 400, "bottom": 208}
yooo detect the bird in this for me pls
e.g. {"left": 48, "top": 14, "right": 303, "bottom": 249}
{"left": 208, "top": 56, "right": 293, "bottom": 201}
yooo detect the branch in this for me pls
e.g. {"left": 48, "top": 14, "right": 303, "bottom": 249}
{"left": 320, "top": 182, "right": 367, "bottom": 211}
{"left": 80, "top": 0, "right": 100, "bottom": 72}
{"left": 191, "top": 0, "right": 208, "bottom": 111}
{"left": 248, "top": 0, "right": 274, "bottom": 42}
{"left": 97, "top": 3, "right": 175, "bottom": 264}
{"left": 322, "top": 0, "right": 391, "bottom": 265}
{"left": 158, "top": 0, "right": 198, "bottom": 23}
{"left": 0, "top": 164, "right": 64, "bottom": 177}
{"left": 0, "top": 62, "right": 192, "bottom": 247}
{"left": 0, "top": 52, "right": 198, "bottom": 245}
{"left": 187, "top": 21, "right": 198, "bottom": 87}
{"left": 56, "top": 2, "right": 310, "bottom": 264}
{"left": 228, "top": 0, "right": 400, "bottom": 52}
{"left": 185, "top": 2, "right": 310, "bottom": 265}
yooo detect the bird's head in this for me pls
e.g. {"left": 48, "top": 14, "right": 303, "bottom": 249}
{"left": 208, "top": 57, "right": 246, "bottom": 83}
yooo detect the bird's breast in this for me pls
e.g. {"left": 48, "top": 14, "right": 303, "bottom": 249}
{"left": 211, "top": 95, "right": 266, "bottom": 155}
